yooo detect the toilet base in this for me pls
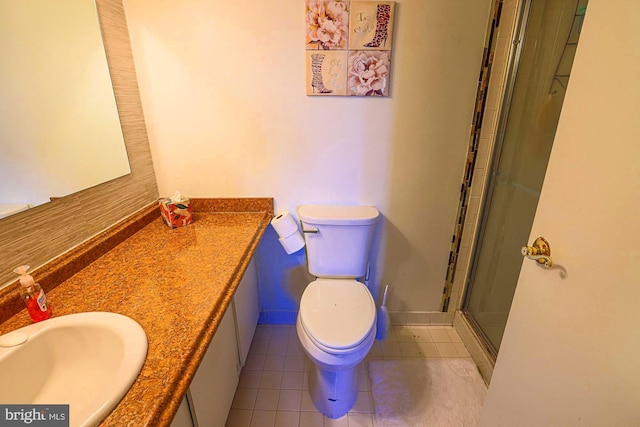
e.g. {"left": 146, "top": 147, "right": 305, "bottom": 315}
{"left": 307, "top": 363, "right": 359, "bottom": 419}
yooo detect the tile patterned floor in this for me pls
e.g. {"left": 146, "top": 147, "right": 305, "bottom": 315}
{"left": 226, "top": 324, "right": 474, "bottom": 427}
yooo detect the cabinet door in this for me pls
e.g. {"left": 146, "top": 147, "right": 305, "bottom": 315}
{"left": 189, "top": 308, "right": 239, "bottom": 427}
{"left": 170, "top": 395, "right": 194, "bottom": 427}
{"left": 232, "top": 257, "right": 260, "bottom": 367}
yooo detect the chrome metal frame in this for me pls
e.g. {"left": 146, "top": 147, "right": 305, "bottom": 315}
{"left": 461, "top": 0, "right": 533, "bottom": 358}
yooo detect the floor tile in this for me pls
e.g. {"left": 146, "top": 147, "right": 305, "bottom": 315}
{"left": 350, "top": 392, "right": 371, "bottom": 413}
{"left": 231, "top": 321, "right": 484, "bottom": 427}
{"left": 281, "top": 371, "right": 304, "bottom": 390}
{"left": 300, "top": 411, "right": 324, "bottom": 427}
{"left": 447, "top": 328, "right": 464, "bottom": 343}
{"left": 410, "top": 326, "right": 434, "bottom": 342}
{"left": 244, "top": 354, "right": 266, "bottom": 371}
{"left": 435, "top": 342, "right": 459, "bottom": 358}
{"left": 347, "top": 412, "right": 373, "bottom": 427}
{"left": 288, "top": 327, "right": 300, "bottom": 342}
{"left": 275, "top": 410, "right": 300, "bottom": 427}
{"left": 271, "top": 326, "right": 292, "bottom": 341}
{"left": 324, "top": 415, "right": 349, "bottom": 426}
{"left": 225, "top": 409, "right": 252, "bottom": 427}
{"left": 268, "top": 340, "right": 288, "bottom": 355}
{"left": 277, "top": 389, "right": 302, "bottom": 411}
{"left": 357, "top": 373, "right": 370, "bottom": 392}
{"left": 304, "top": 356, "right": 314, "bottom": 372}
{"left": 249, "top": 339, "right": 270, "bottom": 355}
{"left": 284, "top": 354, "right": 305, "bottom": 371}
{"left": 239, "top": 369, "right": 263, "bottom": 389}
{"left": 380, "top": 340, "right": 402, "bottom": 358}
{"left": 367, "top": 341, "right": 383, "bottom": 358}
{"left": 384, "top": 327, "right": 398, "bottom": 341}
{"left": 264, "top": 354, "right": 286, "bottom": 371}
{"left": 398, "top": 342, "right": 422, "bottom": 358}
{"left": 254, "top": 389, "right": 280, "bottom": 411}
{"left": 417, "top": 342, "right": 441, "bottom": 358}
{"left": 259, "top": 371, "right": 283, "bottom": 389}
{"left": 232, "top": 388, "right": 258, "bottom": 410}
{"left": 430, "top": 328, "right": 453, "bottom": 342}
{"left": 254, "top": 325, "right": 273, "bottom": 341}
{"left": 303, "top": 372, "right": 310, "bottom": 390}
{"left": 392, "top": 325, "right": 415, "bottom": 342}
{"left": 286, "top": 339, "right": 304, "bottom": 355}
{"left": 454, "top": 342, "right": 471, "bottom": 357}
{"left": 301, "top": 390, "right": 317, "bottom": 411}
{"left": 250, "top": 410, "right": 276, "bottom": 427}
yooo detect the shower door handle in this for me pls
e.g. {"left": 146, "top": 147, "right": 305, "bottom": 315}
{"left": 521, "top": 237, "right": 554, "bottom": 268}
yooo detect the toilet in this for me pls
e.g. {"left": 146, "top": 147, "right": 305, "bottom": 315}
{"left": 296, "top": 204, "right": 379, "bottom": 418}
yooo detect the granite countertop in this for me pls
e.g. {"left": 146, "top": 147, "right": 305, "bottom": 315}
{"left": 0, "top": 199, "right": 272, "bottom": 426}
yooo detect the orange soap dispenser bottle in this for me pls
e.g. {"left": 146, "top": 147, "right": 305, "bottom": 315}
{"left": 13, "top": 265, "right": 51, "bottom": 322}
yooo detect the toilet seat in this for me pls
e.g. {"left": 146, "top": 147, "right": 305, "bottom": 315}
{"left": 299, "top": 279, "right": 376, "bottom": 354}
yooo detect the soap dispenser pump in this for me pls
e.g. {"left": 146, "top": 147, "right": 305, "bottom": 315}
{"left": 13, "top": 265, "right": 51, "bottom": 322}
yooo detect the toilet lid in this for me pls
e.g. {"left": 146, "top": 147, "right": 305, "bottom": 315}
{"left": 299, "top": 279, "right": 376, "bottom": 351}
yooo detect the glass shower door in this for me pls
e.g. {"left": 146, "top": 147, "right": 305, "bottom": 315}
{"left": 463, "top": 0, "right": 588, "bottom": 354}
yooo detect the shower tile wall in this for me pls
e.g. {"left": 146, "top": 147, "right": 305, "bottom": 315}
{"left": 446, "top": 0, "right": 521, "bottom": 314}
{"left": 441, "top": 0, "right": 520, "bottom": 383}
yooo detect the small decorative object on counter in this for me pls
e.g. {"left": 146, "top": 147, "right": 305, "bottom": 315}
{"left": 13, "top": 265, "right": 51, "bottom": 322}
{"left": 159, "top": 191, "right": 193, "bottom": 229}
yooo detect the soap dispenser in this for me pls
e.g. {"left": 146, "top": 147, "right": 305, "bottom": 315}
{"left": 13, "top": 265, "right": 51, "bottom": 322}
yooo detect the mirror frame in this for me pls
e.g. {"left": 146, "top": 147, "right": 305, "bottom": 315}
{"left": 0, "top": 0, "right": 158, "bottom": 288}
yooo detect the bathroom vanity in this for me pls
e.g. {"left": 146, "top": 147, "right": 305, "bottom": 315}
{"left": 173, "top": 256, "right": 261, "bottom": 427}
{"left": 0, "top": 198, "right": 272, "bottom": 426}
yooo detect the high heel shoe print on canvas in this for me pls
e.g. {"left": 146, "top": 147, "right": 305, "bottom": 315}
{"left": 364, "top": 4, "right": 391, "bottom": 48}
{"left": 310, "top": 54, "right": 333, "bottom": 94}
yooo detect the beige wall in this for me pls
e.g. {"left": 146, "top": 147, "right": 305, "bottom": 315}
{"left": 124, "top": 0, "right": 492, "bottom": 316}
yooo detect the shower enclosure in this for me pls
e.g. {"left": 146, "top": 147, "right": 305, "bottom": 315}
{"left": 463, "top": 0, "right": 588, "bottom": 356}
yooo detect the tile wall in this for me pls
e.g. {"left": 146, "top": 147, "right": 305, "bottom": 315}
{"left": 443, "top": 0, "right": 522, "bottom": 384}
{"left": 443, "top": 0, "right": 521, "bottom": 315}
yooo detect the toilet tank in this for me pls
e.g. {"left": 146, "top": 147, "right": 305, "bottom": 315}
{"left": 297, "top": 205, "right": 379, "bottom": 278}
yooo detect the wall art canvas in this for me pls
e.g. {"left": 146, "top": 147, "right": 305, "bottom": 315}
{"left": 306, "top": 51, "right": 348, "bottom": 95}
{"left": 305, "top": 0, "right": 395, "bottom": 97}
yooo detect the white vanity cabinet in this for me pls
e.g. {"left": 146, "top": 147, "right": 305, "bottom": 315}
{"left": 231, "top": 258, "right": 260, "bottom": 367}
{"left": 170, "top": 396, "right": 196, "bottom": 427}
{"left": 171, "top": 258, "right": 260, "bottom": 427}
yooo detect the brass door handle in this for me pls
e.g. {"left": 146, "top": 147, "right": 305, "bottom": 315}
{"left": 521, "top": 237, "right": 554, "bottom": 268}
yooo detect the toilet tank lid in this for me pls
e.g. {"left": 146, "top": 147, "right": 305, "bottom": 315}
{"left": 297, "top": 205, "right": 379, "bottom": 225}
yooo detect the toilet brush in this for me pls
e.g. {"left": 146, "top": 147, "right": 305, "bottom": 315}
{"left": 376, "top": 285, "right": 390, "bottom": 340}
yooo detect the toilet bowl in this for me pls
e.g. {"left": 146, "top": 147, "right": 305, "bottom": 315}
{"left": 295, "top": 204, "right": 380, "bottom": 418}
{"left": 297, "top": 278, "right": 377, "bottom": 418}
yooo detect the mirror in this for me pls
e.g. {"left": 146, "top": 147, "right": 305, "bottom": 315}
{"left": 0, "top": 0, "right": 131, "bottom": 220}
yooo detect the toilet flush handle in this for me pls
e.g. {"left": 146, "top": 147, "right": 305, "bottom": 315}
{"left": 299, "top": 221, "right": 319, "bottom": 233}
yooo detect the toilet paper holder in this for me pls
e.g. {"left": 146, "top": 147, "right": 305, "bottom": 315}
{"left": 299, "top": 221, "right": 319, "bottom": 234}
{"left": 521, "top": 236, "right": 554, "bottom": 268}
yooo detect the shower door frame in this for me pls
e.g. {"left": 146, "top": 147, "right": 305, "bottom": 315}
{"left": 461, "top": 0, "right": 533, "bottom": 359}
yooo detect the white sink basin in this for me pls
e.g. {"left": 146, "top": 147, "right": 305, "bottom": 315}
{"left": 0, "top": 312, "right": 147, "bottom": 427}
